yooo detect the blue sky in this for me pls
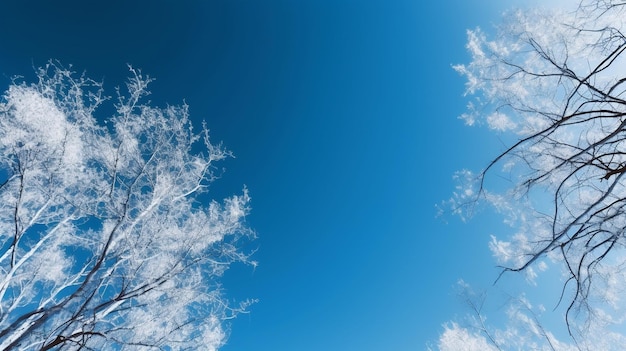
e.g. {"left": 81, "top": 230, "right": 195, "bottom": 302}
{"left": 0, "top": 1, "right": 546, "bottom": 349}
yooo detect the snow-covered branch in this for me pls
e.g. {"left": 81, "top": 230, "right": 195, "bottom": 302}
{"left": 0, "top": 62, "right": 254, "bottom": 350}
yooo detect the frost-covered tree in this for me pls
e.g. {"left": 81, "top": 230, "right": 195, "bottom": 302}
{"left": 440, "top": 0, "right": 626, "bottom": 348}
{"left": 431, "top": 282, "right": 626, "bottom": 351}
{"left": 0, "top": 62, "right": 254, "bottom": 350}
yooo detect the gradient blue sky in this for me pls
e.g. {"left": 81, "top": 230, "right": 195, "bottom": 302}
{"left": 0, "top": 1, "right": 545, "bottom": 350}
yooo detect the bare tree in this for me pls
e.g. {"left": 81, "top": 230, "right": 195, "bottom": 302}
{"left": 452, "top": 0, "right": 626, "bottom": 338}
{"left": 0, "top": 62, "right": 255, "bottom": 350}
